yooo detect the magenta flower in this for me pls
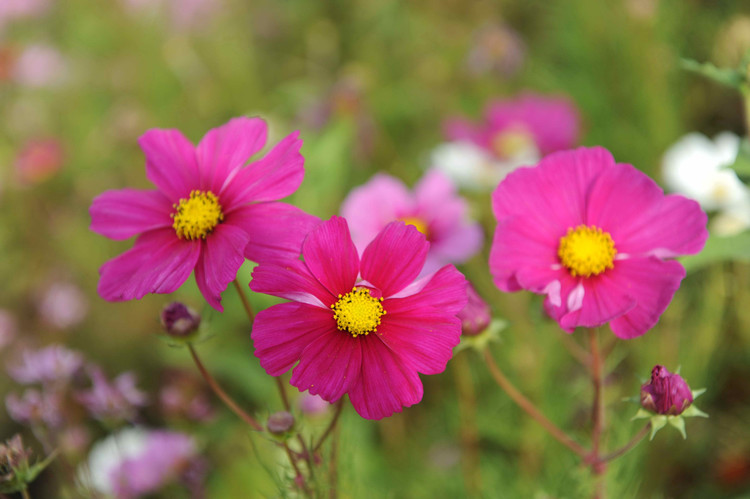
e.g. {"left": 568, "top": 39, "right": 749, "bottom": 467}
{"left": 341, "top": 170, "right": 483, "bottom": 274}
{"left": 90, "top": 117, "right": 319, "bottom": 310}
{"left": 7, "top": 345, "right": 84, "bottom": 385}
{"left": 445, "top": 93, "right": 580, "bottom": 159}
{"left": 250, "top": 217, "right": 467, "bottom": 420}
{"left": 640, "top": 365, "right": 694, "bottom": 416}
{"left": 490, "top": 147, "right": 708, "bottom": 339}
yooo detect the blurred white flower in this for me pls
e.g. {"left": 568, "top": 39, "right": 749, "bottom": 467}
{"left": 662, "top": 132, "right": 748, "bottom": 212}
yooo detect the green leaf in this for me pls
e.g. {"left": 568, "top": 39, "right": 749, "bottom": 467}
{"left": 682, "top": 405, "right": 709, "bottom": 418}
{"left": 631, "top": 408, "right": 651, "bottom": 421}
{"left": 680, "top": 58, "right": 745, "bottom": 89}
{"left": 649, "top": 416, "right": 667, "bottom": 440}
{"left": 668, "top": 416, "right": 687, "bottom": 439}
{"left": 680, "top": 231, "right": 750, "bottom": 272}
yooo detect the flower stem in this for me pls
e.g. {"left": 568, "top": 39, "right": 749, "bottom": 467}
{"left": 233, "top": 279, "right": 255, "bottom": 322}
{"left": 588, "top": 328, "right": 606, "bottom": 498}
{"left": 483, "top": 349, "right": 588, "bottom": 458}
{"left": 453, "top": 351, "right": 482, "bottom": 497}
{"left": 21, "top": 488, "right": 31, "bottom": 499}
{"left": 599, "top": 424, "right": 650, "bottom": 463}
{"left": 283, "top": 441, "right": 312, "bottom": 497}
{"left": 313, "top": 399, "right": 345, "bottom": 454}
{"left": 188, "top": 343, "right": 263, "bottom": 432}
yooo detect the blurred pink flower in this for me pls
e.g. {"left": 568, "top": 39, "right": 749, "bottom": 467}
{"left": 12, "top": 44, "right": 67, "bottom": 88}
{"left": 298, "top": 392, "right": 330, "bottom": 416}
{"left": 121, "top": 0, "right": 220, "bottom": 31}
{"left": 490, "top": 147, "right": 708, "bottom": 339}
{"left": 77, "top": 368, "right": 147, "bottom": 423}
{"left": 7, "top": 345, "right": 84, "bottom": 385}
{"left": 90, "top": 117, "right": 319, "bottom": 310}
{"left": 466, "top": 23, "right": 526, "bottom": 78}
{"left": 38, "top": 281, "right": 89, "bottom": 329}
{"left": 15, "top": 137, "right": 64, "bottom": 185}
{"left": 341, "top": 171, "right": 483, "bottom": 274}
{"left": 251, "top": 217, "right": 467, "bottom": 420}
{"left": 0, "top": 0, "right": 51, "bottom": 31}
{"left": 6, "top": 388, "right": 63, "bottom": 427}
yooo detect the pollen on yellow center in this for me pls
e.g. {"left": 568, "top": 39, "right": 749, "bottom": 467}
{"left": 399, "top": 217, "right": 430, "bottom": 239}
{"left": 558, "top": 224, "right": 617, "bottom": 278}
{"left": 171, "top": 190, "right": 224, "bottom": 240}
{"left": 331, "top": 287, "right": 386, "bottom": 337}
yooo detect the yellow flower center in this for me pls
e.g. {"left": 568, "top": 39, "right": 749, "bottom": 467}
{"left": 171, "top": 190, "right": 224, "bottom": 240}
{"left": 558, "top": 225, "right": 617, "bottom": 278}
{"left": 491, "top": 128, "right": 536, "bottom": 159}
{"left": 331, "top": 287, "right": 386, "bottom": 337}
{"left": 399, "top": 217, "right": 430, "bottom": 239}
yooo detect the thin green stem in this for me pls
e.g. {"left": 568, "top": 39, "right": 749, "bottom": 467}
{"left": 588, "top": 328, "right": 606, "bottom": 499}
{"left": 188, "top": 344, "right": 263, "bottom": 432}
{"left": 313, "top": 399, "right": 345, "bottom": 454}
{"left": 283, "top": 441, "right": 312, "bottom": 497}
{"left": 232, "top": 279, "right": 255, "bottom": 323}
{"left": 483, "top": 349, "right": 588, "bottom": 458}
{"left": 453, "top": 351, "right": 482, "bottom": 497}
{"left": 600, "top": 424, "right": 650, "bottom": 463}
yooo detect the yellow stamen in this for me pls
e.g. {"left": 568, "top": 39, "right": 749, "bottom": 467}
{"left": 399, "top": 217, "right": 430, "bottom": 239}
{"left": 171, "top": 190, "right": 224, "bottom": 240}
{"left": 491, "top": 127, "right": 536, "bottom": 159}
{"left": 558, "top": 224, "right": 617, "bottom": 278}
{"left": 331, "top": 287, "right": 386, "bottom": 337}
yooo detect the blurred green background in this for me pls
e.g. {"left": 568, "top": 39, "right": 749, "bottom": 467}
{"left": 1, "top": 0, "right": 750, "bottom": 497}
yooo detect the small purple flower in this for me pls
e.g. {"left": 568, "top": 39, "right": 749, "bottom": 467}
{"left": 38, "top": 281, "right": 88, "bottom": 329}
{"left": 77, "top": 368, "right": 147, "bottom": 422}
{"left": 298, "top": 392, "right": 330, "bottom": 417}
{"left": 160, "top": 302, "right": 201, "bottom": 338}
{"left": 7, "top": 345, "right": 84, "bottom": 385}
{"left": 457, "top": 284, "right": 491, "bottom": 336}
{"left": 640, "top": 365, "right": 694, "bottom": 416}
{"left": 6, "top": 389, "right": 63, "bottom": 427}
{"left": 341, "top": 170, "right": 483, "bottom": 274}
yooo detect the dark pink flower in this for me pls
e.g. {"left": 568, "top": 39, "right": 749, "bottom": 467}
{"left": 445, "top": 93, "right": 580, "bottom": 159}
{"left": 457, "top": 283, "right": 491, "bottom": 336}
{"left": 490, "top": 147, "right": 708, "bottom": 339}
{"left": 250, "top": 217, "right": 467, "bottom": 420}
{"left": 90, "top": 117, "right": 319, "bottom": 310}
{"left": 341, "top": 171, "right": 483, "bottom": 274}
{"left": 640, "top": 365, "right": 694, "bottom": 416}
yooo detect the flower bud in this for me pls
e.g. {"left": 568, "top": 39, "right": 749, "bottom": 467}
{"left": 160, "top": 302, "right": 201, "bottom": 338}
{"left": 266, "top": 411, "right": 295, "bottom": 435}
{"left": 640, "top": 365, "right": 694, "bottom": 416}
{"left": 457, "top": 284, "right": 491, "bottom": 336}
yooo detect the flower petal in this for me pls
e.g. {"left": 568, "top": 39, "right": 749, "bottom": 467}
{"left": 290, "top": 330, "right": 362, "bottom": 402}
{"left": 585, "top": 161, "right": 708, "bottom": 257}
{"left": 220, "top": 131, "right": 304, "bottom": 209}
{"left": 360, "top": 222, "right": 429, "bottom": 297}
{"left": 229, "top": 202, "right": 321, "bottom": 264}
{"left": 90, "top": 188, "right": 172, "bottom": 240}
{"left": 347, "top": 337, "right": 423, "bottom": 420}
{"left": 250, "top": 259, "right": 333, "bottom": 307}
{"left": 196, "top": 117, "right": 268, "bottom": 194}
{"left": 608, "top": 258, "right": 686, "bottom": 339}
{"left": 387, "top": 265, "right": 468, "bottom": 313}
{"left": 557, "top": 274, "right": 636, "bottom": 333}
{"left": 97, "top": 228, "right": 200, "bottom": 301}
{"left": 252, "top": 302, "right": 336, "bottom": 376}
{"left": 138, "top": 129, "right": 199, "bottom": 201}
{"left": 193, "top": 223, "right": 251, "bottom": 311}
{"left": 340, "top": 173, "right": 414, "bottom": 253}
{"left": 301, "top": 217, "right": 359, "bottom": 296}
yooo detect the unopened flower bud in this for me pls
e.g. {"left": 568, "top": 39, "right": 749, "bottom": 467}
{"left": 457, "top": 284, "right": 491, "bottom": 336}
{"left": 160, "top": 302, "right": 201, "bottom": 338}
{"left": 640, "top": 365, "right": 694, "bottom": 416}
{"left": 267, "top": 411, "right": 295, "bottom": 435}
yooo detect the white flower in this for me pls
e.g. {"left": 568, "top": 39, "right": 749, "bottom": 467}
{"left": 662, "top": 132, "right": 748, "bottom": 212}
{"left": 82, "top": 427, "right": 149, "bottom": 497}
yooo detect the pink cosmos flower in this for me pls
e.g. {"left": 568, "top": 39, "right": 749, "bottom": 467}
{"left": 341, "top": 170, "right": 483, "bottom": 274}
{"left": 490, "top": 147, "right": 708, "bottom": 339}
{"left": 445, "top": 93, "right": 580, "bottom": 158}
{"left": 250, "top": 217, "right": 468, "bottom": 420}
{"left": 90, "top": 117, "right": 319, "bottom": 310}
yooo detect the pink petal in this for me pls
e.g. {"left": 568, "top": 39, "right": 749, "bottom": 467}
{"left": 301, "top": 217, "right": 359, "bottom": 296}
{"left": 196, "top": 117, "right": 268, "bottom": 194}
{"left": 138, "top": 129, "right": 200, "bottom": 201}
{"left": 340, "top": 174, "right": 415, "bottom": 253}
{"left": 387, "top": 265, "right": 468, "bottom": 313}
{"left": 443, "top": 117, "right": 481, "bottom": 144}
{"left": 229, "top": 202, "right": 321, "bottom": 264}
{"left": 608, "top": 258, "right": 686, "bottom": 339}
{"left": 220, "top": 131, "right": 304, "bottom": 210}
{"left": 290, "top": 330, "right": 362, "bottom": 402}
{"left": 250, "top": 259, "right": 334, "bottom": 307}
{"left": 426, "top": 223, "right": 483, "bottom": 272}
{"left": 585, "top": 161, "right": 708, "bottom": 257}
{"left": 90, "top": 188, "right": 172, "bottom": 240}
{"left": 97, "top": 228, "right": 200, "bottom": 301}
{"left": 360, "top": 222, "right": 429, "bottom": 297}
{"left": 347, "top": 337, "right": 423, "bottom": 420}
{"left": 252, "top": 303, "right": 336, "bottom": 376}
{"left": 193, "top": 223, "right": 251, "bottom": 311}
{"left": 558, "top": 274, "right": 636, "bottom": 333}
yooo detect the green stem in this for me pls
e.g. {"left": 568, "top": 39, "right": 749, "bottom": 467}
{"left": 313, "top": 399, "right": 345, "bottom": 454}
{"left": 588, "top": 328, "right": 606, "bottom": 499}
{"left": 599, "top": 424, "right": 650, "bottom": 463}
{"left": 453, "top": 351, "right": 482, "bottom": 497}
